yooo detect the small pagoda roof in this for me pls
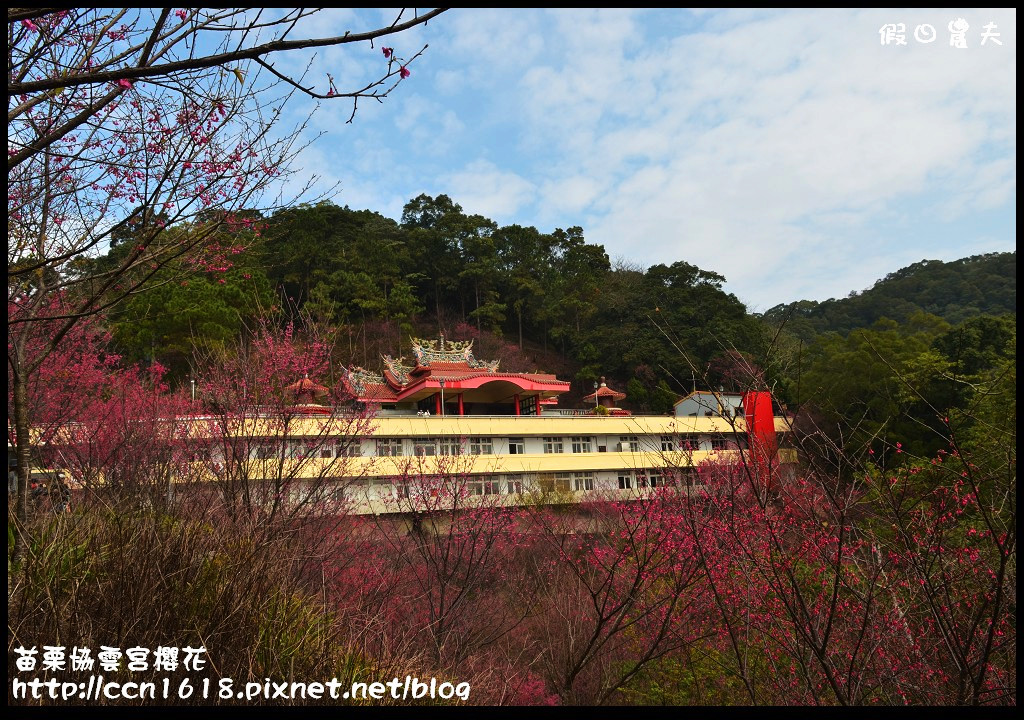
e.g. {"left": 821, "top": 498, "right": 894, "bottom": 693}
{"left": 285, "top": 374, "right": 329, "bottom": 398}
{"left": 583, "top": 377, "right": 626, "bottom": 402}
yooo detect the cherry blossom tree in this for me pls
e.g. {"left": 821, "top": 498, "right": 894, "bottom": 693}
{"left": 8, "top": 8, "right": 448, "bottom": 555}
{"left": 184, "top": 316, "right": 374, "bottom": 555}
{"left": 334, "top": 457, "right": 543, "bottom": 698}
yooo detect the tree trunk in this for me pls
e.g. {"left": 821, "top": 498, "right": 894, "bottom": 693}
{"left": 11, "top": 356, "right": 32, "bottom": 565}
{"left": 518, "top": 307, "right": 523, "bottom": 350}
{"left": 475, "top": 282, "right": 481, "bottom": 334}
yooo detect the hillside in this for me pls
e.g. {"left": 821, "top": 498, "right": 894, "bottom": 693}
{"left": 761, "top": 252, "right": 1016, "bottom": 341}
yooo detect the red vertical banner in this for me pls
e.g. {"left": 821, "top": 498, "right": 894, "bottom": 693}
{"left": 743, "top": 391, "right": 777, "bottom": 472}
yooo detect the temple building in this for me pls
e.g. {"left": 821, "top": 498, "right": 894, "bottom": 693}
{"left": 27, "top": 335, "right": 796, "bottom": 516}
{"left": 341, "top": 336, "right": 569, "bottom": 416}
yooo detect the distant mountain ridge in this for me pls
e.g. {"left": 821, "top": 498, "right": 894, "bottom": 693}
{"left": 761, "top": 252, "right": 1016, "bottom": 340}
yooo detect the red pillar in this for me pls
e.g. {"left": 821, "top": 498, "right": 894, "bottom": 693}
{"left": 458, "top": 393, "right": 464, "bottom": 416}
{"left": 435, "top": 393, "right": 441, "bottom": 415}
{"left": 514, "top": 394, "right": 520, "bottom": 416}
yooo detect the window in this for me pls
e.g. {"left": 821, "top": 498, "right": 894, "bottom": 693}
{"left": 636, "top": 470, "right": 664, "bottom": 488}
{"left": 335, "top": 479, "right": 369, "bottom": 502}
{"left": 469, "top": 437, "right": 493, "bottom": 455}
{"left": 413, "top": 438, "right": 436, "bottom": 456}
{"left": 439, "top": 437, "right": 462, "bottom": 455}
{"left": 506, "top": 476, "right": 523, "bottom": 494}
{"left": 320, "top": 440, "right": 359, "bottom": 459}
{"left": 710, "top": 435, "right": 729, "bottom": 451}
{"left": 571, "top": 436, "right": 593, "bottom": 453}
{"left": 617, "top": 473, "right": 632, "bottom": 490}
{"left": 335, "top": 440, "right": 361, "bottom": 457}
{"left": 508, "top": 437, "right": 525, "bottom": 454}
{"left": 468, "top": 478, "right": 501, "bottom": 495}
{"left": 376, "top": 438, "right": 404, "bottom": 457}
{"left": 553, "top": 472, "right": 573, "bottom": 491}
{"left": 679, "top": 434, "right": 700, "bottom": 451}
{"left": 251, "top": 442, "right": 278, "bottom": 460}
{"left": 394, "top": 482, "right": 411, "bottom": 499}
{"left": 543, "top": 437, "right": 564, "bottom": 454}
{"left": 661, "top": 435, "right": 675, "bottom": 452}
{"left": 620, "top": 436, "right": 640, "bottom": 452}
{"left": 519, "top": 395, "right": 538, "bottom": 416}
{"left": 572, "top": 472, "right": 595, "bottom": 492}
{"left": 288, "top": 440, "right": 310, "bottom": 459}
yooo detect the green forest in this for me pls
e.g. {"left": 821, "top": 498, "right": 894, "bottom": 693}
{"left": 95, "top": 195, "right": 1016, "bottom": 461}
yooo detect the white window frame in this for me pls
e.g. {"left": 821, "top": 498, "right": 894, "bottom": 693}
{"left": 468, "top": 478, "right": 501, "bottom": 495}
{"left": 572, "top": 472, "right": 595, "bottom": 492}
{"left": 413, "top": 437, "right": 437, "bottom": 456}
{"left": 543, "top": 437, "right": 564, "bottom": 454}
{"left": 439, "top": 437, "right": 462, "bottom": 455}
{"left": 679, "top": 434, "right": 700, "bottom": 451}
{"left": 620, "top": 436, "right": 640, "bottom": 452}
{"left": 335, "top": 440, "right": 361, "bottom": 457}
{"left": 469, "top": 437, "right": 493, "bottom": 455}
{"left": 571, "top": 436, "right": 593, "bottom": 453}
{"left": 376, "top": 438, "right": 404, "bottom": 457}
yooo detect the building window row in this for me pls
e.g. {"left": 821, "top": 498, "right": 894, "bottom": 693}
{"left": 392, "top": 474, "right": 533, "bottom": 499}
{"left": 249, "top": 439, "right": 360, "bottom": 460}
{"left": 549, "top": 472, "right": 596, "bottom": 492}
{"left": 251, "top": 432, "right": 749, "bottom": 459}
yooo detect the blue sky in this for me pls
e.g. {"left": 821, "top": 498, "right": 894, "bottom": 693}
{"left": 268, "top": 8, "right": 1016, "bottom": 312}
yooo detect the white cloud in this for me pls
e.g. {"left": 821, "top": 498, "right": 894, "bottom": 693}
{"left": 440, "top": 160, "right": 536, "bottom": 220}
{"left": 498, "top": 8, "right": 1016, "bottom": 307}
{"left": 273, "top": 8, "right": 1015, "bottom": 308}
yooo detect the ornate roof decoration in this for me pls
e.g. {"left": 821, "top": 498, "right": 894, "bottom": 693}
{"left": 381, "top": 354, "right": 413, "bottom": 385}
{"left": 475, "top": 358, "right": 501, "bottom": 372}
{"left": 410, "top": 334, "right": 500, "bottom": 372}
{"left": 343, "top": 366, "right": 384, "bottom": 396}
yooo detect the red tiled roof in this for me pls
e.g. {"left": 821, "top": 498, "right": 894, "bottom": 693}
{"left": 358, "top": 383, "right": 400, "bottom": 402}
{"left": 583, "top": 383, "right": 626, "bottom": 402}
{"left": 285, "top": 376, "right": 329, "bottom": 396}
